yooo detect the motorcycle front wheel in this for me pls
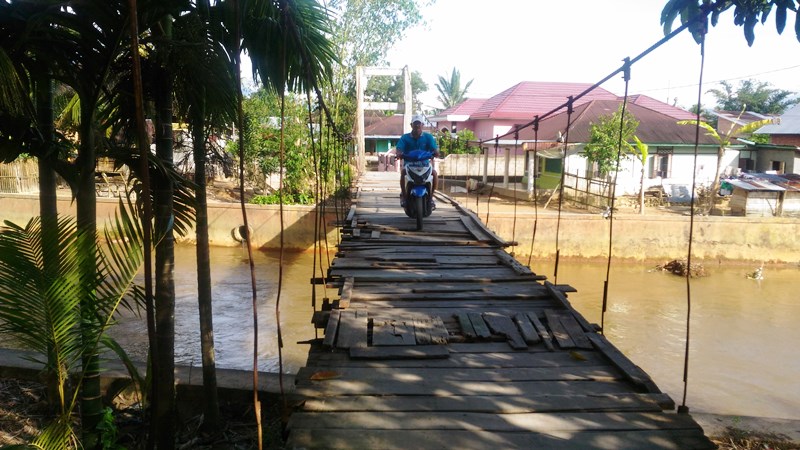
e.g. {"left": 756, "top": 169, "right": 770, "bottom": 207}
{"left": 414, "top": 195, "right": 424, "bottom": 231}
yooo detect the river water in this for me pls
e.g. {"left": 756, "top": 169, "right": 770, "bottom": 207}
{"left": 110, "top": 245, "right": 800, "bottom": 421}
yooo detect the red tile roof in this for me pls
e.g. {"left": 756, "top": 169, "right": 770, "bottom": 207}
{"left": 470, "top": 81, "right": 618, "bottom": 120}
{"left": 436, "top": 98, "right": 488, "bottom": 117}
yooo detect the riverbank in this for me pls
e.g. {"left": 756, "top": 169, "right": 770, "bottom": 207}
{"left": 2, "top": 186, "right": 798, "bottom": 264}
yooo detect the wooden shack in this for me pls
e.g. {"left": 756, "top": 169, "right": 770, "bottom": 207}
{"left": 728, "top": 178, "right": 786, "bottom": 217}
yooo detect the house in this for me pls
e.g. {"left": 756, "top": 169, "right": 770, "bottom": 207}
{"left": 361, "top": 112, "right": 437, "bottom": 154}
{"left": 713, "top": 110, "right": 776, "bottom": 136}
{"left": 745, "top": 104, "right": 800, "bottom": 174}
{"left": 726, "top": 173, "right": 800, "bottom": 217}
{"left": 513, "top": 98, "right": 720, "bottom": 200}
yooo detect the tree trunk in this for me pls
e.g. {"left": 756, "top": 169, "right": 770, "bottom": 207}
{"left": 35, "top": 75, "right": 62, "bottom": 413}
{"left": 639, "top": 168, "right": 645, "bottom": 215}
{"left": 153, "top": 16, "right": 176, "bottom": 449}
{"left": 77, "top": 100, "right": 101, "bottom": 449}
{"left": 192, "top": 99, "right": 221, "bottom": 429}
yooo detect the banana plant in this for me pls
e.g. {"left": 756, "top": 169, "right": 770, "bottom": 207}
{"left": 0, "top": 197, "right": 145, "bottom": 449}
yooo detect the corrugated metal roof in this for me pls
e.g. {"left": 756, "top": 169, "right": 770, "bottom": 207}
{"left": 756, "top": 104, "right": 800, "bottom": 134}
{"left": 628, "top": 95, "right": 697, "bottom": 120}
{"left": 515, "top": 99, "right": 719, "bottom": 145}
{"left": 363, "top": 113, "right": 404, "bottom": 137}
{"left": 727, "top": 178, "right": 785, "bottom": 191}
{"left": 470, "top": 81, "right": 618, "bottom": 120}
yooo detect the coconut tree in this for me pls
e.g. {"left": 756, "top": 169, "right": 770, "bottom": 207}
{"left": 435, "top": 67, "right": 473, "bottom": 109}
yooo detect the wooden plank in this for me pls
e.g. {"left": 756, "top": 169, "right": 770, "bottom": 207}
{"left": 467, "top": 312, "right": 491, "bottom": 338}
{"left": 545, "top": 281, "right": 596, "bottom": 332}
{"left": 307, "top": 348, "right": 609, "bottom": 369}
{"left": 345, "top": 204, "right": 356, "bottom": 223}
{"left": 429, "top": 316, "right": 449, "bottom": 345}
{"left": 338, "top": 277, "right": 354, "bottom": 309}
{"left": 335, "top": 310, "right": 367, "bottom": 349}
{"left": 322, "top": 310, "right": 341, "bottom": 348}
{"left": 299, "top": 392, "right": 668, "bottom": 413}
{"left": 482, "top": 312, "right": 527, "bottom": 349}
{"left": 295, "top": 365, "right": 623, "bottom": 384}
{"left": 455, "top": 312, "right": 476, "bottom": 339}
{"left": 412, "top": 317, "right": 432, "bottom": 345}
{"left": 527, "top": 312, "right": 555, "bottom": 351}
{"left": 545, "top": 309, "right": 575, "bottom": 349}
{"left": 349, "top": 345, "right": 449, "bottom": 360}
{"left": 370, "top": 230, "right": 381, "bottom": 239}
{"left": 351, "top": 228, "right": 361, "bottom": 238}
{"left": 289, "top": 411, "right": 706, "bottom": 433}
{"left": 587, "top": 333, "right": 662, "bottom": 394}
{"left": 494, "top": 249, "right": 536, "bottom": 276}
{"left": 459, "top": 215, "right": 493, "bottom": 242}
{"left": 295, "top": 379, "right": 633, "bottom": 397}
{"left": 288, "top": 429, "right": 715, "bottom": 450}
{"left": 558, "top": 312, "right": 593, "bottom": 349}
{"left": 372, "top": 319, "right": 416, "bottom": 346}
{"left": 512, "top": 312, "right": 541, "bottom": 344}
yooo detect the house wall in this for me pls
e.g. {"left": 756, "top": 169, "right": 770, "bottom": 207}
{"left": 770, "top": 134, "right": 800, "bottom": 146}
{"left": 471, "top": 119, "right": 521, "bottom": 141}
{"left": 756, "top": 148, "right": 799, "bottom": 174}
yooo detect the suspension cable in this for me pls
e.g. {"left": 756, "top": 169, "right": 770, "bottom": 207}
{"left": 511, "top": 127, "right": 520, "bottom": 255}
{"left": 601, "top": 57, "right": 632, "bottom": 333}
{"left": 680, "top": 30, "right": 706, "bottom": 415}
{"left": 553, "top": 97, "right": 574, "bottom": 284}
{"left": 526, "top": 116, "right": 540, "bottom": 267}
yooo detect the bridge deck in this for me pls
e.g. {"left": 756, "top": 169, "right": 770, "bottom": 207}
{"left": 287, "top": 172, "right": 713, "bottom": 449}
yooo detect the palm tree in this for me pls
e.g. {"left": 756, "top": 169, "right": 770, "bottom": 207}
{"left": 0, "top": 202, "right": 145, "bottom": 448}
{"left": 435, "top": 67, "right": 473, "bottom": 109}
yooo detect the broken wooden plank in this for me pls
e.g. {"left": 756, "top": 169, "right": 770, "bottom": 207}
{"left": 525, "top": 312, "right": 554, "bottom": 350}
{"left": 467, "top": 312, "right": 492, "bottom": 339}
{"left": 335, "top": 310, "right": 367, "bottom": 349}
{"left": 412, "top": 317, "right": 432, "bottom": 345}
{"left": 513, "top": 312, "right": 541, "bottom": 345}
{"left": 372, "top": 319, "right": 416, "bottom": 346}
{"left": 338, "top": 277, "right": 354, "bottom": 309}
{"left": 455, "top": 312, "right": 476, "bottom": 339}
{"left": 429, "top": 316, "right": 449, "bottom": 345}
{"left": 349, "top": 345, "right": 450, "bottom": 360}
{"left": 558, "top": 312, "right": 593, "bottom": 349}
{"left": 322, "top": 310, "right": 341, "bottom": 348}
{"left": 482, "top": 312, "right": 527, "bottom": 349}
{"left": 545, "top": 309, "right": 575, "bottom": 349}
{"left": 545, "top": 281, "right": 595, "bottom": 332}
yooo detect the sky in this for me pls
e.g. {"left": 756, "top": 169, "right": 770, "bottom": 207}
{"left": 385, "top": 0, "right": 800, "bottom": 113}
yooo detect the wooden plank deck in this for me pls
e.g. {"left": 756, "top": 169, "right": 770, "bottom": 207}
{"left": 287, "top": 172, "right": 713, "bottom": 449}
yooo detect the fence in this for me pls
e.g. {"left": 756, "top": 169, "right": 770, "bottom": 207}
{"left": 0, "top": 160, "right": 39, "bottom": 194}
{"left": 562, "top": 172, "right": 614, "bottom": 210}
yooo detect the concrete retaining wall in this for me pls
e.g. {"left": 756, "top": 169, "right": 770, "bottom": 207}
{"left": 2, "top": 194, "right": 797, "bottom": 263}
{"left": 0, "top": 195, "right": 341, "bottom": 251}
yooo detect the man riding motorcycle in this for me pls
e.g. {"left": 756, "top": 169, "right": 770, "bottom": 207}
{"left": 396, "top": 114, "right": 440, "bottom": 209}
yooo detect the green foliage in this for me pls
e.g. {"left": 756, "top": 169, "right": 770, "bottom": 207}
{"left": 707, "top": 79, "right": 799, "bottom": 115}
{"left": 326, "top": 0, "right": 432, "bottom": 127}
{"left": 0, "top": 198, "right": 145, "bottom": 448}
{"left": 229, "top": 89, "right": 318, "bottom": 199}
{"left": 435, "top": 67, "right": 473, "bottom": 109}
{"left": 583, "top": 106, "right": 639, "bottom": 176}
{"left": 251, "top": 191, "right": 316, "bottom": 205}
{"left": 661, "top": 0, "right": 800, "bottom": 45}
{"left": 365, "top": 70, "right": 428, "bottom": 112}
{"left": 437, "top": 128, "right": 479, "bottom": 155}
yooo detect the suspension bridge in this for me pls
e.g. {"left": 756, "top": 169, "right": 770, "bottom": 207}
{"left": 285, "top": 171, "right": 713, "bottom": 449}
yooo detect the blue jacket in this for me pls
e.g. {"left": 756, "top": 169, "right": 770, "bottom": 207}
{"left": 396, "top": 132, "right": 439, "bottom": 157}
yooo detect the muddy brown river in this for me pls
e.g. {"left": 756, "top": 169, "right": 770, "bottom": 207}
{"left": 108, "top": 245, "right": 799, "bottom": 421}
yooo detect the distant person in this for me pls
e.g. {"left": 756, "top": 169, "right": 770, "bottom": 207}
{"left": 396, "top": 114, "right": 440, "bottom": 208}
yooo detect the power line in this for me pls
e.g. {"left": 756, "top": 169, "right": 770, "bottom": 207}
{"left": 638, "top": 63, "right": 800, "bottom": 94}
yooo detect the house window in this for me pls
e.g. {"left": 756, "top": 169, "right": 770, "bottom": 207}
{"left": 739, "top": 158, "right": 754, "bottom": 172}
{"left": 652, "top": 147, "right": 673, "bottom": 178}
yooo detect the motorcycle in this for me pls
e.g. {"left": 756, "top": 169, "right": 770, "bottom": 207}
{"left": 400, "top": 149, "right": 435, "bottom": 231}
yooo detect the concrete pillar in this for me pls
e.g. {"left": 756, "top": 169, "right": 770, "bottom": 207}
{"left": 503, "top": 147, "right": 510, "bottom": 188}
